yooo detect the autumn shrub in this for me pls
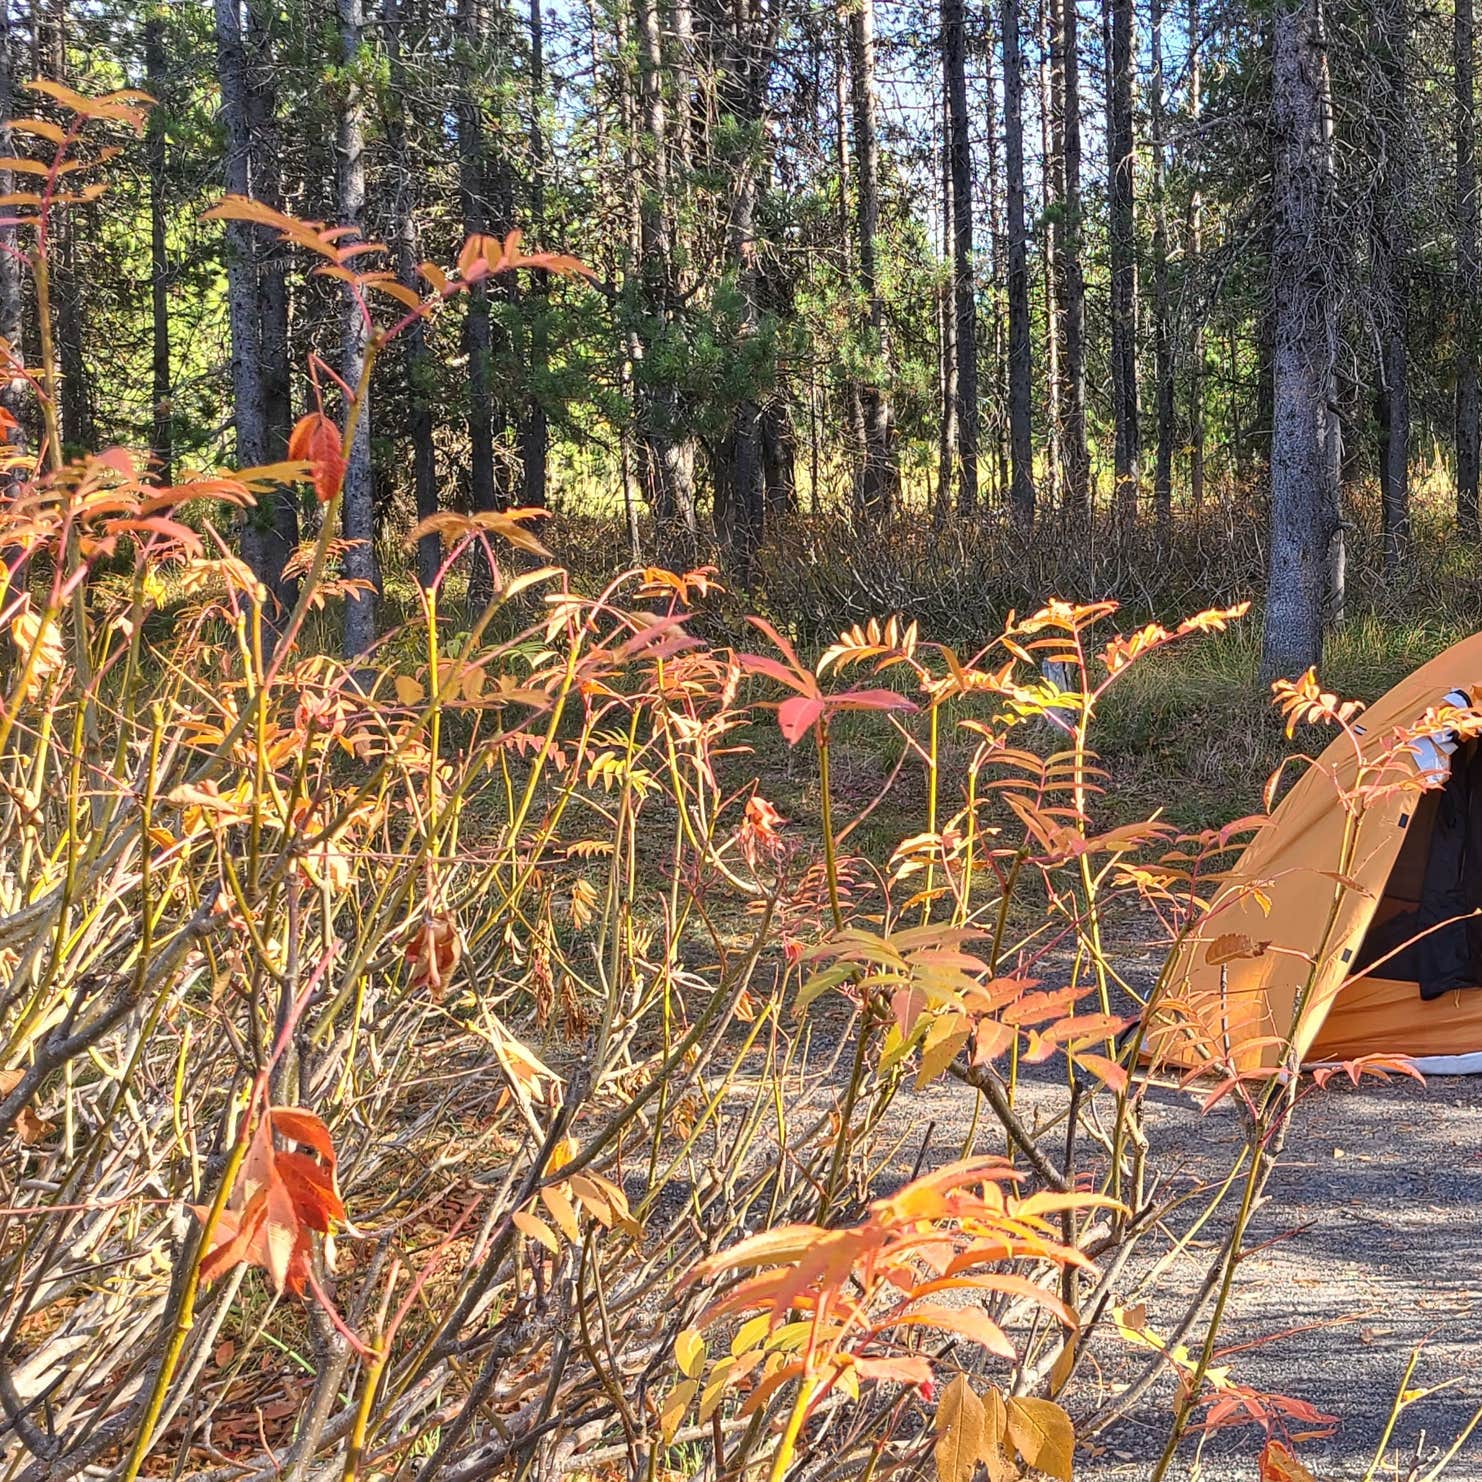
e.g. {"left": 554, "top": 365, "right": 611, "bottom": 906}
{"left": 3, "top": 85, "right": 1477, "bottom": 1482}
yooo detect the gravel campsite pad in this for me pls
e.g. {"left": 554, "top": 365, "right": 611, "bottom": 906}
{"left": 890, "top": 1066, "right": 1482, "bottom": 1479}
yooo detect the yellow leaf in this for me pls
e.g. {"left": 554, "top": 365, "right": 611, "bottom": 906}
{"left": 568, "top": 1173, "right": 613, "bottom": 1226}
{"left": 698, "top": 1360, "right": 734, "bottom": 1422}
{"left": 512, "top": 1209, "right": 560, "bottom": 1254}
{"left": 982, "top": 1388, "right": 1017, "bottom": 1482}
{"left": 395, "top": 674, "right": 425, "bottom": 705}
{"left": 917, "top": 1015, "right": 971, "bottom": 1088}
{"left": 731, "top": 1312, "right": 771, "bottom": 1357}
{"left": 1049, "top": 1340, "right": 1076, "bottom": 1397}
{"left": 540, "top": 1182, "right": 581, "bottom": 1242}
{"left": 934, "top": 1375, "right": 987, "bottom": 1482}
{"left": 675, "top": 1327, "right": 706, "bottom": 1379}
{"left": 659, "top": 1378, "right": 697, "bottom": 1444}
{"left": 1005, "top": 1396, "right": 1074, "bottom": 1482}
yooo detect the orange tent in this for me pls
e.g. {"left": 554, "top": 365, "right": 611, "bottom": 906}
{"left": 1152, "top": 633, "right": 1482, "bottom": 1075}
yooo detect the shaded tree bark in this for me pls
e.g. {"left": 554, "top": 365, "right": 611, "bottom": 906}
{"left": 1459, "top": 0, "right": 1479, "bottom": 533}
{"left": 1150, "top": 0, "right": 1174, "bottom": 529}
{"left": 521, "top": 0, "right": 549, "bottom": 508}
{"left": 1002, "top": 0, "right": 1035, "bottom": 527}
{"left": 458, "top": 0, "right": 498, "bottom": 524}
{"left": 849, "top": 0, "right": 894, "bottom": 521}
{"left": 214, "top": 0, "right": 267, "bottom": 574}
{"left": 1372, "top": 0, "right": 1410, "bottom": 574}
{"left": 386, "top": 0, "right": 440, "bottom": 588}
{"left": 0, "top": 2, "right": 27, "bottom": 446}
{"left": 37, "top": 0, "right": 89, "bottom": 456}
{"left": 937, "top": 77, "right": 957, "bottom": 525}
{"left": 1109, "top": 0, "right": 1139, "bottom": 525}
{"left": 633, "top": 0, "right": 696, "bottom": 562}
{"left": 1261, "top": 0, "right": 1329, "bottom": 682}
{"left": 943, "top": 0, "right": 977, "bottom": 514}
{"left": 337, "top": 0, "right": 376, "bottom": 658}
{"left": 713, "top": 0, "right": 771, "bottom": 578}
{"left": 247, "top": 0, "right": 297, "bottom": 606}
{"left": 144, "top": 8, "right": 172, "bottom": 484}
{"left": 1053, "top": 0, "right": 1089, "bottom": 517}
{"left": 1186, "top": 0, "right": 1205, "bottom": 514}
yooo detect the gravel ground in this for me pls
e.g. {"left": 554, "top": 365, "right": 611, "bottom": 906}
{"left": 883, "top": 1067, "right": 1482, "bottom": 1479}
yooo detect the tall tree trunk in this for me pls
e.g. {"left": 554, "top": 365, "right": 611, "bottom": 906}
{"left": 1373, "top": 0, "right": 1410, "bottom": 574}
{"left": 386, "top": 0, "right": 440, "bottom": 588}
{"left": 849, "top": 0, "right": 894, "bottom": 521}
{"left": 1261, "top": 0, "right": 1329, "bottom": 682}
{"left": 1150, "top": 0, "right": 1174, "bottom": 529}
{"left": 713, "top": 0, "right": 770, "bottom": 578}
{"left": 1316, "top": 0, "right": 1344, "bottom": 627}
{"left": 214, "top": 0, "right": 268, "bottom": 575}
{"left": 1054, "top": 0, "right": 1089, "bottom": 517}
{"left": 0, "top": 3, "right": 27, "bottom": 449}
{"left": 943, "top": 0, "right": 978, "bottom": 514}
{"left": 1109, "top": 0, "right": 1139, "bottom": 525}
{"left": 1002, "top": 0, "right": 1034, "bottom": 527}
{"left": 835, "top": 4, "right": 865, "bottom": 514}
{"left": 144, "top": 8, "right": 172, "bottom": 484}
{"left": 39, "top": 0, "right": 88, "bottom": 455}
{"left": 247, "top": 0, "right": 297, "bottom": 606}
{"left": 1038, "top": 4, "right": 1060, "bottom": 510}
{"left": 1186, "top": 0, "right": 1205, "bottom": 515}
{"left": 458, "top": 0, "right": 498, "bottom": 525}
{"left": 937, "top": 75, "right": 957, "bottom": 525}
{"left": 337, "top": 0, "right": 376, "bottom": 658}
{"left": 634, "top": 0, "right": 696, "bottom": 562}
{"left": 1459, "top": 0, "right": 1479, "bottom": 533}
{"left": 521, "top": 0, "right": 549, "bottom": 509}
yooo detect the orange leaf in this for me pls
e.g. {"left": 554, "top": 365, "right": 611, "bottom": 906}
{"left": 1203, "top": 932, "right": 1270, "bottom": 966}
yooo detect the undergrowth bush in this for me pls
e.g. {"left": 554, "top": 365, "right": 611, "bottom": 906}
{"left": 2, "top": 85, "right": 1478, "bottom": 1482}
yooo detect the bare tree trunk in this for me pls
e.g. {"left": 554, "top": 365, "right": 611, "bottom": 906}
{"left": 1186, "top": 0, "right": 1205, "bottom": 516}
{"left": 38, "top": 0, "right": 88, "bottom": 456}
{"left": 1459, "top": 0, "right": 1479, "bottom": 534}
{"left": 247, "top": 0, "right": 297, "bottom": 607}
{"left": 634, "top": 0, "right": 696, "bottom": 562}
{"left": 521, "top": 0, "right": 549, "bottom": 508}
{"left": 1109, "top": 0, "right": 1139, "bottom": 526}
{"left": 0, "top": 0, "right": 22, "bottom": 452}
{"left": 144, "top": 9, "right": 172, "bottom": 484}
{"left": 937, "top": 74, "right": 957, "bottom": 526}
{"left": 458, "top": 0, "right": 498, "bottom": 527}
{"left": 214, "top": 0, "right": 267, "bottom": 575}
{"left": 1002, "top": 0, "right": 1034, "bottom": 527}
{"left": 1316, "top": 0, "right": 1344, "bottom": 628}
{"left": 1150, "top": 0, "right": 1174, "bottom": 530}
{"left": 386, "top": 0, "right": 440, "bottom": 589}
{"left": 337, "top": 0, "right": 376, "bottom": 658}
{"left": 1054, "top": 0, "right": 1089, "bottom": 518}
{"left": 1038, "top": 4, "right": 1060, "bottom": 511}
{"left": 985, "top": 32, "right": 1008, "bottom": 503}
{"left": 1372, "top": 0, "right": 1410, "bottom": 575}
{"left": 1261, "top": 0, "right": 1329, "bottom": 683}
{"left": 944, "top": 0, "right": 977, "bottom": 515}
{"left": 849, "top": 0, "right": 894, "bottom": 522}
{"left": 835, "top": 6, "right": 865, "bottom": 514}
{"left": 713, "top": 0, "right": 770, "bottom": 579}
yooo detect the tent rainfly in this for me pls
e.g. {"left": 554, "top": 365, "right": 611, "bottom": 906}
{"left": 1153, "top": 634, "right": 1482, "bottom": 1077}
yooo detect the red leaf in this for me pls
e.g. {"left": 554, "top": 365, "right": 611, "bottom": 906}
{"left": 778, "top": 694, "right": 827, "bottom": 745}
{"left": 829, "top": 687, "right": 918, "bottom": 716}
{"left": 287, "top": 413, "right": 345, "bottom": 504}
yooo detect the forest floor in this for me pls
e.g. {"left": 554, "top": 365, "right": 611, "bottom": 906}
{"left": 866, "top": 935, "right": 1482, "bottom": 1480}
